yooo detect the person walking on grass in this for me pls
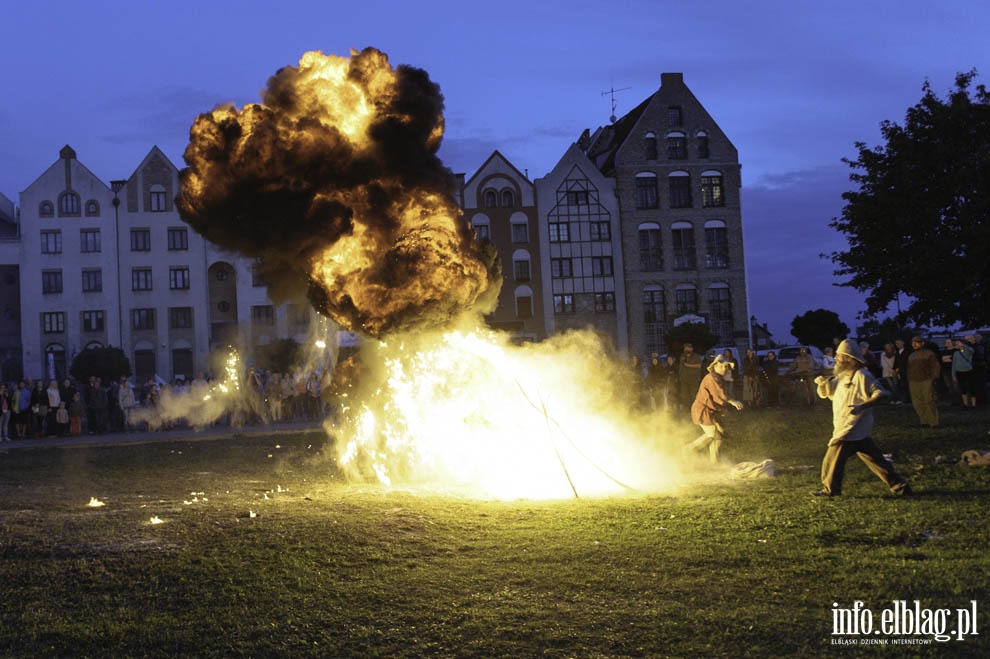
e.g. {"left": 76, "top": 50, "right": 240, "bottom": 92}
{"left": 686, "top": 353, "right": 743, "bottom": 464}
{"left": 907, "top": 336, "right": 941, "bottom": 428}
{"left": 811, "top": 339, "right": 912, "bottom": 498}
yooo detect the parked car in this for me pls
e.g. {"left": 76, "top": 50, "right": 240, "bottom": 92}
{"left": 768, "top": 345, "right": 825, "bottom": 375}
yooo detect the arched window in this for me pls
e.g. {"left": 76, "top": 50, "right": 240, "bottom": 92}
{"left": 675, "top": 284, "right": 698, "bottom": 315}
{"left": 696, "top": 131, "right": 709, "bottom": 159}
{"left": 58, "top": 192, "right": 80, "bottom": 217}
{"left": 470, "top": 215, "right": 491, "bottom": 241}
{"left": 638, "top": 222, "right": 662, "bottom": 272}
{"left": 704, "top": 220, "right": 729, "bottom": 269}
{"left": 501, "top": 189, "right": 515, "bottom": 208}
{"left": 669, "top": 171, "right": 691, "bottom": 208}
{"left": 666, "top": 131, "right": 687, "bottom": 159}
{"left": 635, "top": 172, "right": 658, "bottom": 209}
{"left": 701, "top": 170, "right": 724, "bottom": 208}
{"left": 483, "top": 189, "right": 497, "bottom": 209}
{"left": 643, "top": 285, "right": 666, "bottom": 354}
{"left": 510, "top": 213, "right": 529, "bottom": 243}
{"left": 512, "top": 249, "right": 531, "bottom": 282}
{"left": 643, "top": 132, "right": 657, "bottom": 160}
{"left": 85, "top": 200, "right": 100, "bottom": 216}
{"left": 708, "top": 283, "right": 733, "bottom": 343}
{"left": 514, "top": 285, "right": 534, "bottom": 319}
{"left": 671, "top": 221, "right": 696, "bottom": 270}
{"left": 39, "top": 201, "right": 54, "bottom": 217}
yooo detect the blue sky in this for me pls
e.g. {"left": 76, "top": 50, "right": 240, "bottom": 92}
{"left": 1, "top": 0, "right": 986, "bottom": 341}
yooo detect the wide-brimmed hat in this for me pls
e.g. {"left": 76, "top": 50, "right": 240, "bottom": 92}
{"left": 835, "top": 339, "right": 865, "bottom": 364}
{"left": 707, "top": 353, "right": 735, "bottom": 372}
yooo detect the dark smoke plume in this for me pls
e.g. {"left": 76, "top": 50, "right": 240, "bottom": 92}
{"left": 177, "top": 48, "right": 499, "bottom": 338}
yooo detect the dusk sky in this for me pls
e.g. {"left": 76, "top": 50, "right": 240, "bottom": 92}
{"left": 1, "top": 0, "right": 986, "bottom": 342}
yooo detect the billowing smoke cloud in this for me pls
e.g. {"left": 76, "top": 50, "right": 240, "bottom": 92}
{"left": 177, "top": 48, "right": 499, "bottom": 338}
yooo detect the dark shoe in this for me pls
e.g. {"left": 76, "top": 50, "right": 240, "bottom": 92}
{"left": 811, "top": 490, "right": 837, "bottom": 497}
{"left": 893, "top": 485, "right": 913, "bottom": 496}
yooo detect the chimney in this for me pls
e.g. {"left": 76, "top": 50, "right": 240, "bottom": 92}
{"left": 660, "top": 72, "right": 683, "bottom": 87}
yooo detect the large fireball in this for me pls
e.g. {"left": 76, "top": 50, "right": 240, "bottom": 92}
{"left": 176, "top": 47, "right": 498, "bottom": 338}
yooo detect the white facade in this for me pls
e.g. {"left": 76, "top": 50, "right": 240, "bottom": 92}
{"left": 11, "top": 145, "right": 328, "bottom": 382}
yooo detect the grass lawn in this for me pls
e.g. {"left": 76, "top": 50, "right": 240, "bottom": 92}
{"left": 1, "top": 403, "right": 988, "bottom": 657}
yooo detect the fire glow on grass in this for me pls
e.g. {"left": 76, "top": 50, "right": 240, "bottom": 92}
{"left": 331, "top": 319, "right": 687, "bottom": 500}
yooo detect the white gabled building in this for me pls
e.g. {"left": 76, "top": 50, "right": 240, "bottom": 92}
{"left": 19, "top": 145, "right": 119, "bottom": 381}
{"left": 11, "top": 145, "right": 328, "bottom": 383}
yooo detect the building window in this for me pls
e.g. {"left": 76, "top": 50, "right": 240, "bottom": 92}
{"left": 483, "top": 189, "right": 497, "bottom": 208}
{"left": 591, "top": 256, "right": 613, "bottom": 277}
{"left": 501, "top": 189, "right": 515, "bottom": 208}
{"left": 668, "top": 106, "right": 682, "bottom": 127}
{"left": 549, "top": 223, "right": 570, "bottom": 243}
{"left": 594, "top": 292, "right": 616, "bottom": 312}
{"left": 667, "top": 132, "right": 687, "bottom": 159}
{"left": 131, "top": 308, "right": 156, "bottom": 330}
{"left": 512, "top": 257, "right": 531, "bottom": 281}
{"left": 635, "top": 173, "right": 659, "bottom": 209}
{"left": 553, "top": 294, "right": 575, "bottom": 314}
{"left": 217, "top": 301, "right": 231, "bottom": 313}
{"left": 590, "top": 221, "right": 611, "bottom": 241}
{"left": 82, "top": 310, "right": 105, "bottom": 332}
{"left": 170, "top": 306, "right": 193, "bottom": 329}
{"left": 697, "top": 131, "right": 710, "bottom": 159}
{"left": 709, "top": 285, "right": 733, "bottom": 343}
{"left": 701, "top": 173, "right": 724, "bottom": 207}
{"left": 669, "top": 173, "right": 692, "bottom": 208}
{"left": 550, "top": 258, "right": 573, "bottom": 279}
{"left": 638, "top": 223, "right": 663, "bottom": 272}
{"left": 672, "top": 223, "right": 697, "bottom": 270}
{"left": 39, "top": 201, "right": 54, "bottom": 217}
{"left": 80, "top": 229, "right": 101, "bottom": 253}
{"left": 42, "top": 270, "right": 63, "bottom": 294}
{"left": 644, "top": 132, "right": 658, "bottom": 160}
{"left": 130, "top": 228, "right": 151, "bottom": 251}
{"left": 705, "top": 221, "right": 729, "bottom": 269}
{"left": 215, "top": 268, "right": 230, "bottom": 282}
{"left": 42, "top": 312, "right": 65, "bottom": 334}
{"left": 82, "top": 269, "right": 102, "bottom": 293}
{"left": 643, "top": 287, "right": 666, "bottom": 354}
{"left": 58, "top": 192, "right": 80, "bottom": 216}
{"left": 515, "top": 288, "right": 533, "bottom": 319}
{"left": 41, "top": 230, "right": 62, "bottom": 254}
{"left": 252, "top": 305, "right": 275, "bottom": 326}
{"left": 675, "top": 287, "right": 698, "bottom": 315}
{"left": 149, "top": 185, "right": 167, "bottom": 212}
{"left": 510, "top": 220, "right": 529, "bottom": 243}
{"left": 168, "top": 227, "right": 188, "bottom": 250}
{"left": 132, "top": 268, "right": 153, "bottom": 291}
{"left": 169, "top": 267, "right": 190, "bottom": 290}
{"left": 289, "top": 303, "right": 310, "bottom": 327}
{"left": 471, "top": 220, "right": 491, "bottom": 241}
{"left": 567, "top": 190, "right": 589, "bottom": 206}
{"left": 85, "top": 200, "right": 100, "bottom": 216}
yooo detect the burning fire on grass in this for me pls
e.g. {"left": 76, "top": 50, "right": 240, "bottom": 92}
{"left": 177, "top": 48, "right": 689, "bottom": 499}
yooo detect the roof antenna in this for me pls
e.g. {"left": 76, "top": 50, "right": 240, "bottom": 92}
{"left": 601, "top": 85, "right": 631, "bottom": 123}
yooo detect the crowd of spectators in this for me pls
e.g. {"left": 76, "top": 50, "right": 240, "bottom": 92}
{"left": 0, "top": 367, "right": 333, "bottom": 441}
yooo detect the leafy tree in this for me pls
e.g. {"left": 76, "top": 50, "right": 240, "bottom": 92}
{"left": 829, "top": 70, "right": 990, "bottom": 327}
{"left": 664, "top": 322, "right": 719, "bottom": 356}
{"left": 69, "top": 346, "right": 132, "bottom": 383}
{"left": 790, "top": 309, "right": 850, "bottom": 348}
